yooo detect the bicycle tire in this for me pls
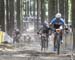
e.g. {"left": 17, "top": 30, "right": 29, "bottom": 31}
{"left": 57, "top": 34, "right": 60, "bottom": 54}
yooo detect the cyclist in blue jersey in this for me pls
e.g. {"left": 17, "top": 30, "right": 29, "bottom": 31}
{"left": 49, "top": 13, "right": 65, "bottom": 51}
{"left": 50, "top": 13, "right": 65, "bottom": 28}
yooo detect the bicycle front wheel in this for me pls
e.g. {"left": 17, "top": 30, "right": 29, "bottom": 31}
{"left": 57, "top": 35, "right": 61, "bottom": 54}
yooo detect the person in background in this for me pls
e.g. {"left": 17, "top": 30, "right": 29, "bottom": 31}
{"left": 13, "top": 28, "right": 20, "bottom": 43}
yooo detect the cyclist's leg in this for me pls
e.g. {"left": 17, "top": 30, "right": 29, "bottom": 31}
{"left": 13, "top": 37, "right": 16, "bottom": 43}
{"left": 46, "top": 29, "right": 49, "bottom": 48}
{"left": 41, "top": 36, "right": 43, "bottom": 51}
{"left": 60, "top": 30, "right": 64, "bottom": 43}
{"left": 41, "top": 35, "right": 45, "bottom": 51}
{"left": 46, "top": 36, "right": 48, "bottom": 48}
{"left": 16, "top": 35, "right": 20, "bottom": 43}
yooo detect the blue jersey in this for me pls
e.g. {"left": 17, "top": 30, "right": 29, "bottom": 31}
{"left": 50, "top": 18, "right": 65, "bottom": 25}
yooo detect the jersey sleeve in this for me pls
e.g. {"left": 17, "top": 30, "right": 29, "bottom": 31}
{"left": 50, "top": 18, "right": 56, "bottom": 24}
{"left": 61, "top": 18, "right": 65, "bottom": 24}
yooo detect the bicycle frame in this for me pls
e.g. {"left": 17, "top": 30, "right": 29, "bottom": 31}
{"left": 54, "top": 28, "right": 61, "bottom": 54}
{"left": 40, "top": 33, "right": 48, "bottom": 51}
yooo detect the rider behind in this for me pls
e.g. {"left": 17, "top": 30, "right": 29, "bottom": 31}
{"left": 37, "top": 20, "right": 50, "bottom": 50}
{"left": 38, "top": 20, "right": 50, "bottom": 36}
{"left": 49, "top": 13, "right": 65, "bottom": 51}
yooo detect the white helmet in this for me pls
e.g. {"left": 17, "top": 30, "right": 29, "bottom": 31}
{"left": 55, "top": 13, "right": 61, "bottom": 18}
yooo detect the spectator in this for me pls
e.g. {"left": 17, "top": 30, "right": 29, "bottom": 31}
{"left": 13, "top": 28, "right": 20, "bottom": 43}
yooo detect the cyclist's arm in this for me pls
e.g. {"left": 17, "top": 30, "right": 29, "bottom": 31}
{"left": 49, "top": 18, "right": 56, "bottom": 29}
{"left": 37, "top": 26, "right": 43, "bottom": 34}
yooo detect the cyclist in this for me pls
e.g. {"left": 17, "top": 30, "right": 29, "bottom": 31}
{"left": 38, "top": 20, "right": 50, "bottom": 36}
{"left": 49, "top": 13, "right": 65, "bottom": 51}
{"left": 37, "top": 20, "right": 50, "bottom": 50}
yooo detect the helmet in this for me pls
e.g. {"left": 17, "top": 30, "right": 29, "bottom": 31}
{"left": 55, "top": 13, "right": 61, "bottom": 18}
{"left": 43, "top": 20, "right": 49, "bottom": 28}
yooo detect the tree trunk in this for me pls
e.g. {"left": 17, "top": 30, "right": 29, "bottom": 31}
{"left": 8, "top": 0, "right": 14, "bottom": 35}
{"left": 72, "top": 0, "right": 75, "bottom": 49}
{"left": 37, "top": 0, "right": 41, "bottom": 30}
{"left": 16, "top": 0, "right": 20, "bottom": 29}
{"left": 65, "top": 0, "right": 68, "bottom": 23}
{"left": 41, "top": 0, "right": 45, "bottom": 23}
{"left": 48, "top": 0, "right": 56, "bottom": 21}
{"left": 0, "top": 0, "right": 4, "bottom": 31}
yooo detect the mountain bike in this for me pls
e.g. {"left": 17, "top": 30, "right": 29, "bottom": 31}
{"left": 40, "top": 33, "right": 48, "bottom": 51}
{"left": 54, "top": 28, "right": 62, "bottom": 54}
{"left": 37, "top": 32, "right": 49, "bottom": 51}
